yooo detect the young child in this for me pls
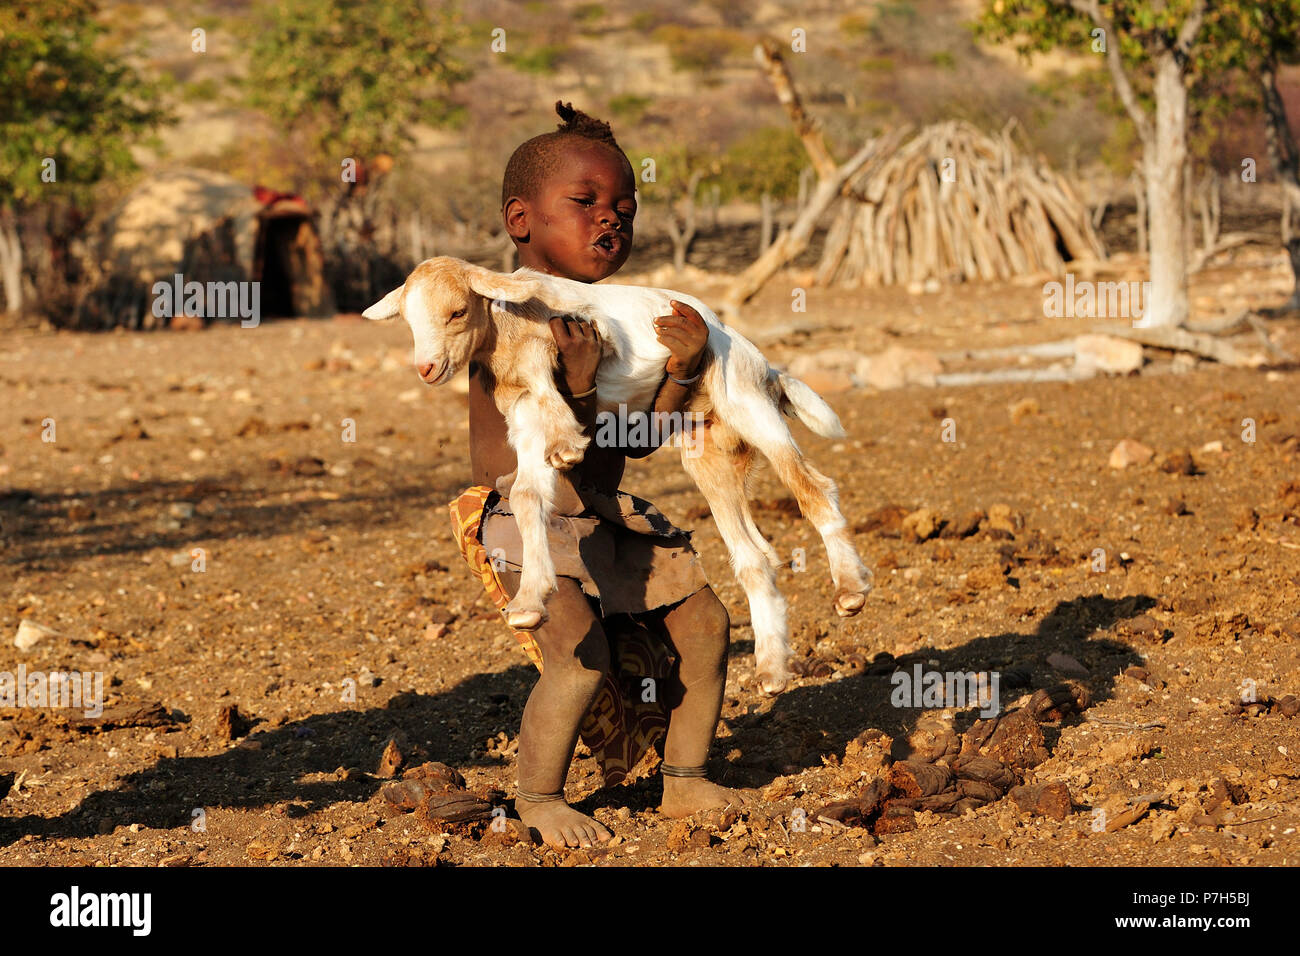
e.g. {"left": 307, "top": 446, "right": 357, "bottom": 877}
{"left": 447, "top": 102, "right": 738, "bottom": 849}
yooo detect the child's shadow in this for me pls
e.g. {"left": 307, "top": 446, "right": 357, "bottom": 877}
{"left": 0, "top": 668, "right": 540, "bottom": 851}
{"left": 710, "top": 592, "right": 1156, "bottom": 790}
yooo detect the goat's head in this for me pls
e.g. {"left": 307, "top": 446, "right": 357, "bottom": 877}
{"left": 363, "top": 257, "right": 541, "bottom": 385}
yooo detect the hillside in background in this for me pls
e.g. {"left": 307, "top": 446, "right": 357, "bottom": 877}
{"left": 99, "top": 0, "right": 1293, "bottom": 233}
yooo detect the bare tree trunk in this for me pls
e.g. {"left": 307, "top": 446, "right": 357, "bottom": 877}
{"left": 759, "top": 192, "right": 774, "bottom": 253}
{"left": 1136, "top": 50, "right": 1191, "bottom": 329}
{"left": 1131, "top": 172, "right": 1147, "bottom": 256}
{"left": 1057, "top": 0, "right": 1204, "bottom": 328}
{"left": 720, "top": 134, "right": 895, "bottom": 317}
{"left": 664, "top": 169, "right": 704, "bottom": 273}
{"left": 0, "top": 206, "right": 23, "bottom": 315}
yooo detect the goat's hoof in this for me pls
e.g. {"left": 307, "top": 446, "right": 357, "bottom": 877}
{"left": 756, "top": 669, "right": 790, "bottom": 697}
{"left": 834, "top": 590, "right": 868, "bottom": 618}
{"left": 504, "top": 607, "right": 545, "bottom": 630}
{"left": 547, "top": 449, "right": 585, "bottom": 471}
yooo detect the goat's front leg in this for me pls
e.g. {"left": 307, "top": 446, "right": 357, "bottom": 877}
{"left": 500, "top": 390, "right": 579, "bottom": 629}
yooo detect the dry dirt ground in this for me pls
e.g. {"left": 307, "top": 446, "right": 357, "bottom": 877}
{"left": 1, "top": 253, "right": 1298, "bottom": 867}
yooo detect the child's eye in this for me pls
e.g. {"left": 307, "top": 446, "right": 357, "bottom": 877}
{"left": 571, "top": 197, "right": 594, "bottom": 205}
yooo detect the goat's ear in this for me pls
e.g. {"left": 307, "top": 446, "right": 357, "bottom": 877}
{"left": 463, "top": 264, "right": 540, "bottom": 304}
{"left": 363, "top": 287, "right": 402, "bottom": 320}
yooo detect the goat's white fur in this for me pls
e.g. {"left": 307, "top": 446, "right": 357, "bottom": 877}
{"left": 365, "top": 257, "right": 871, "bottom": 695}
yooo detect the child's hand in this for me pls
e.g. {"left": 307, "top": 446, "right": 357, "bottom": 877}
{"left": 550, "top": 315, "right": 601, "bottom": 395}
{"left": 654, "top": 301, "right": 708, "bottom": 379}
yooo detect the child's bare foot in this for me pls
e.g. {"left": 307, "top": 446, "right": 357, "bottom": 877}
{"left": 660, "top": 776, "right": 743, "bottom": 819}
{"left": 516, "top": 799, "right": 611, "bottom": 849}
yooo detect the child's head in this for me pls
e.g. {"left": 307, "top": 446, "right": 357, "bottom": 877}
{"left": 501, "top": 101, "right": 637, "bottom": 283}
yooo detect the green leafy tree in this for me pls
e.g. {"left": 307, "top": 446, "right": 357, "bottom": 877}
{"left": 241, "top": 0, "right": 471, "bottom": 191}
{"left": 0, "top": 0, "right": 168, "bottom": 315}
{"left": 978, "top": 1, "right": 1215, "bottom": 328}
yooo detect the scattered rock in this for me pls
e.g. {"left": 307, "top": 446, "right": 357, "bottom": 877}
{"left": 1045, "top": 653, "right": 1091, "bottom": 679}
{"left": 1008, "top": 397, "right": 1040, "bottom": 423}
{"left": 377, "top": 738, "right": 406, "bottom": 778}
{"left": 984, "top": 504, "right": 1021, "bottom": 535}
{"left": 1109, "top": 439, "right": 1154, "bottom": 469}
{"left": 862, "top": 346, "right": 943, "bottom": 390}
{"left": 69, "top": 702, "right": 173, "bottom": 732}
{"left": 900, "top": 507, "right": 944, "bottom": 542}
{"left": 940, "top": 509, "right": 985, "bottom": 539}
{"left": 854, "top": 504, "right": 909, "bottom": 537}
{"left": 1074, "top": 334, "right": 1144, "bottom": 375}
{"left": 14, "top": 619, "right": 60, "bottom": 652}
{"left": 216, "top": 704, "right": 251, "bottom": 741}
{"left": 1158, "top": 449, "right": 1198, "bottom": 476}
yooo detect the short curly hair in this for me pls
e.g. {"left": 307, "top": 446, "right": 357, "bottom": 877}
{"left": 501, "top": 101, "right": 635, "bottom": 210}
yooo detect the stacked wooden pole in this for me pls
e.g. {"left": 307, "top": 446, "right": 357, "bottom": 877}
{"left": 817, "top": 121, "right": 1106, "bottom": 287}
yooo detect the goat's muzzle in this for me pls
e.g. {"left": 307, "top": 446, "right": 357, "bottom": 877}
{"left": 418, "top": 359, "right": 449, "bottom": 385}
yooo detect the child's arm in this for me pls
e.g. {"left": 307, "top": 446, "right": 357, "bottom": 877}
{"left": 623, "top": 300, "right": 708, "bottom": 460}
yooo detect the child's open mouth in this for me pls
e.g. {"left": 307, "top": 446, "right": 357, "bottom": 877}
{"left": 592, "top": 233, "right": 622, "bottom": 259}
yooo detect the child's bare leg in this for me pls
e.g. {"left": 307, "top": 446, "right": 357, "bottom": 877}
{"left": 498, "top": 569, "right": 612, "bottom": 848}
{"left": 654, "top": 586, "right": 740, "bottom": 817}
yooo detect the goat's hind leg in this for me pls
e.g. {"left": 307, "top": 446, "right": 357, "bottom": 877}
{"left": 742, "top": 406, "right": 872, "bottom": 618}
{"left": 682, "top": 422, "right": 792, "bottom": 696}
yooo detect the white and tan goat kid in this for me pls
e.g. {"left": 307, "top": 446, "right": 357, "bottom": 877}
{"left": 364, "top": 256, "right": 871, "bottom": 695}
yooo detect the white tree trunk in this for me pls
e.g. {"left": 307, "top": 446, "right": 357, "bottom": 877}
{"left": 0, "top": 207, "right": 23, "bottom": 315}
{"left": 1136, "top": 51, "right": 1190, "bottom": 329}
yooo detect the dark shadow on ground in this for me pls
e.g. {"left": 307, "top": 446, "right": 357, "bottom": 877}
{"left": 0, "top": 594, "right": 1153, "bottom": 846}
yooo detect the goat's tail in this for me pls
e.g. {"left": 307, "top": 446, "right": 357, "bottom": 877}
{"left": 776, "top": 371, "right": 846, "bottom": 439}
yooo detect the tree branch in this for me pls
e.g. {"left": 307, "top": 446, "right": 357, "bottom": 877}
{"left": 1053, "top": 0, "right": 1153, "bottom": 145}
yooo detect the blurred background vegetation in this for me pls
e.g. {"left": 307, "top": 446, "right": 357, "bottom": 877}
{"left": 2, "top": 0, "right": 1296, "bottom": 326}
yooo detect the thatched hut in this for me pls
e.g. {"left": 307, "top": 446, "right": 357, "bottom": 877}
{"left": 81, "top": 168, "right": 332, "bottom": 328}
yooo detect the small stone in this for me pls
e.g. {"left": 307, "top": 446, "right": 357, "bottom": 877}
{"left": 216, "top": 704, "right": 252, "bottom": 741}
{"left": 1109, "top": 439, "right": 1154, "bottom": 469}
{"left": 377, "top": 738, "right": 405, "bottom": 778}
{"left": 14, "top": 619, "right": 60, "bottom": 652}
{"left": 1158, "top": 450, "right": 1197, "bottom": 475}
{"left": 862, "top": 345, "right": 942, "bottom": 390}
{"left": 1046, "top": 652, "right": 1090, "bottom": 678}
{"left": 1074, "top": 334, "right": 1144, "bottom": 375}
{"left": 984, "top": 504, "right": 1021, "bottom": 535}
{"left": 901, "top": 508, "right": 942, "bottom": 542}
{"left": 1009, "top": 398, "right": 1040, "bottom": 423}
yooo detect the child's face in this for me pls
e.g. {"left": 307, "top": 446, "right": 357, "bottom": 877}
{"left": 505, "top": 142, "right": 637, "bottom": 283}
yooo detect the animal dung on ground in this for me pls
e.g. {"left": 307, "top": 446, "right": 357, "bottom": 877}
{"left": 889, "top": 760, "right": 954, "bottom": 797}
{"left": 1009, "top": 783, "right": 1073, "bottom": 820}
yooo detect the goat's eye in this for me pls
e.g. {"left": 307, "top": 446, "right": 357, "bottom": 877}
{"left": 448, "top": 308, "right": 466, "bottom": 321}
